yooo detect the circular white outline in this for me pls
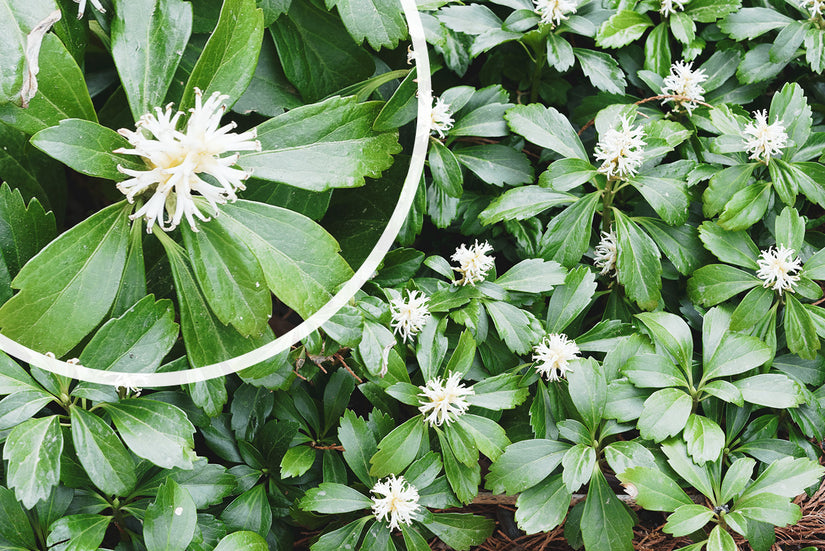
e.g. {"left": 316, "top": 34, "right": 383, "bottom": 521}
{"left": 0, "top": 0, "right": 432, "bottom": 388}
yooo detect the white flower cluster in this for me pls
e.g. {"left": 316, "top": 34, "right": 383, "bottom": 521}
{"left": 742, "top": 110, "right": 788, "bottom": 165}
{"left": 418, "top": 372, "right": 474, "bottom": 426}
{"left": 661, "top": 61, "right": 708, "bottom": 114}
{"left": 371, "top": 475, "right": 420, "bottom": 531}
{"left": 533, "top": 0, "right": 578, "bottom": 27}
{"left": 430, "top": 97, "right": 454, "bottom": 139}
{"left": 532, "top": 333, "right": 580, "bottom": 382}
{"left": 75, "top": 0, "right": 105, "bottom": 18}
{"left": 594, "top": 116, "right": 646, "bottom": 180}
{"left": 756, "top": 246, "right": 803, "bottom": 295}
{"left": 594, "top": 229, "right": 618, "bottom": 276}
{"left": 803, "top": 0, "right": 825, "bottom": 19}
{"left": 115, "top": 88, "right": 261, "bottom": 233}
{"left": 451, "top": 240, "right": 495, "bottom": 286}
{"left": 389, "top": 290, "right": 431, "bottom": 343}
{"left": 659, "top": 0, "right": 686, "bottom": 16}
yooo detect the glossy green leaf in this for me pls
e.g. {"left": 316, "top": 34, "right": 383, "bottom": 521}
{"left": 734, "top": 374, "right": 803, "bottom": 408}
{"left": 212, "top": 531, "right": 269, "bottom": 551}
{"left": 580, "top": 468, "right": 634, "bottom": 551}
{"left": 698, "top": 221, "right": 759, "bottom": 269}
{"left": 635, "top": 312, "right": 692, "bottom": 370}
{"left": 241, "top": 97, "right": 399, "bottom": 191}
{"left": 614, "top": 210, "right": 661, "bottom": 311}
{"left": 485, "top": 439, "right": 569, "bottom": 495}
{"left": 424, "top": 512, "right": 495, "bottom": 551}
{"left": 617, "top": 466, "right": 692, "bottom": 512}
{"left": 637, "top": 388, "right": 691, "bottom": 442}
{"left": 479, "top": 186, "right": 574, "bottom": 225}
{"left": 181, "top": 0, "right": 263, "bottom": 110}
{"left": 622, "top": 354, "right": 686, "bottom": 388}
{"left": 683, "top": 414, "right": 725, "bottom": 465}
{"left": 784, "top": 294, "right": 820, "bottom": 360}
{"left": 326, "top": 0, "right": 406, "bottom": 49}
{"left": 370, "top": 416, "right": 426, "bottom": 477}
{"left": 663, "top": 504, "right": 713, "bottom": 537}
{"left": 0, "top": 201, "right": 130, "bottom": 357}
{"left": 104, "top": 398, "right": 197, "bottom": 470}
{"left": 144, "top": 479, "right": 197, "bottom": 551}
{"left": 539, "top": 192, "right": 599, "bottom": 267}
{"left": 495, "top": 258, "right": 566, "bottom": 294}
{"left": 428, "top": 138, "right": 462, "bottom": 198}
{"left": 454, "top": 144, "right": 533, "bottom": 187}
{"left": 300, "top": 482, "right": 372, "bottom": 513}
{"left": 687, "top": 264, "right": 760, "bottom": 306}
{"left": 702, "top": 331, "right": 771, "bottom": 382}
{"left": 505, "top": 104, "right": 587, "bottom": 160}
{"left": 280, "top": 445, "right": 315, "bottom": 478}
{"left": 739, "top": 456, "right": 825, "bottom": 501}
{"left": 46, "top": 514, "right": 110, "bottom": 551}
{"left": 562, "top": 444, "right": 597, "bottom": 493}
{"left": 4, "top": 415, "right": 62, "bottom": 508}
{"left": 0, "top": 485, "right": 35, "bottom": 548}
{"left": 220, "top": 485, "right": 271, "bottom": 537}
{"left": 111, "top": 0, "right": 192, "bottom": 119}
{"left": 573, "top": 48, "right": 626, "bottom": 94}
{"left": 629, "top": 175, "right": 689, "bottom": 226}
{"left": 70, "top": 406, "right": 136, "bottom": 496}
{"left": 596, "top": 10, "right": 652, "bottom": 48}
{"left": 514, "top": 474, "right": 571, "bottom": 535}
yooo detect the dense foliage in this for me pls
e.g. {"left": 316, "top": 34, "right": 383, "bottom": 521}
{"left": 1, "top": 0, "right": 825, "bottom": 550}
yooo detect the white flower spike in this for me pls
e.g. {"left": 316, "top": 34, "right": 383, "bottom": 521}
{"left": 756, "top": 245, "right": 803, "bottom": 295}
{"left": 533, "top": 0, "right": 578, "bottom": 28}
{"left": 803, "top": 0, "right": 825, "bottom": 20}
{"left": 371, "top": 475, "right": 420, "bottom": 531}
{"left": 115, "top": 88, "right": 261, "bottom": 233}
{"left": 594, "top": 116, "right": 646, "bottom": 180}
{"left": 743, "top": 109, "right": 787, "bottom": 165}
{"left": 661, "top": 61, "right": 708, "bottom": 114}
{"left": 451, "top": 240, "right": 495, "bottom": 286}
{"left": 430, "top": 97, "right": 454, "bottom": 139}
{"left": 74, "top": 0, "right": 105, "bottom": 18}
{"left": 594, "top": 229, "right": 618, "bottom": 276}
{"left": 418, "top": 372, "right": 474, "bottom": 426}
{"left": 390, "top": 290, "right": 431, "bottom": 343}
{"left": 532, "top": 334, "right": 580, "bottom": 382}
{"left": 659, "top": 0, "right": 686, "bottom": 17}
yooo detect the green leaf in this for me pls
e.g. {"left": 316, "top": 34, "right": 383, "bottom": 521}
{"left": 635, "top": 312, "right": 692, "bottom": 371}
{"left": 539, "top": 158, "right": 597, "bottom": 191}
{"left": 424, "top": 513, "right": 495, "bottom": 551}
{"left": 30, "top": 119, "right": 144, "bottom": 181}
{"left": 617, "top": 466, "right": 692, "bottom": 512}
{"left": 181, "top": 0, "right": 263, "bottom": 110}
{"left": 637, "top": 388, "right": 691, "bottom": 442}
{"left": 735, "top": 493, "right": 801, "bottom": 526}
{"left": 0, "top": 201, "right": 130, "bottom": 357}
{"left": 721, "top": 458, "right": 756, "bottom": 503}
{"left": 567, "top": 358, "right": 606, "bottom": 433}
{"left": 663, "top": 504, "right": 714, "bottom": 537}
{"left": 220, "top": 485, "right": 272, "bottom": 537}
{"left": 269, "top": 0, "right": 373, "bottom": 102}
{"left": 0, "top": 485, "right": 35, "bottom": 548}
{"left": 784, "top": 294, "right": 820, "bottom": 360}
{"left": 698, "top": 221, "right": 759, "bottom": 269}
{"left": 78, "top": 295, "right": 177, "bottom": 376}
{"left": 684, "top": 0, "right": 740, "bottom": 22}
{"left": 514, "top": 474, "right": 571, "bottom": 535}
{"left": 45, "top": 514, "right": 110, "bottom": 551}
{"left": 0, "top": 388, "right": 54, "bottom": 430}
{"left": 457, "top": 414, "right": 509, "bottom": 462}
{"left": 485, "top": 439, "right": 569, "bottom": 495}
{"left": 737, "top": 44, "right": 787, "bottom": 85}
{"left": 326, "top": 0, "right": 406, "bottom": 49}
{"left": 212, "top": 531, "right": 269, "bottom": 551}
{"left": 562, "top": 444, "right": 597, "bottom": 493}
{"left": 437, "top": 429, "right": 480, "bottom": 504}
{"left": 622, "top": 354, "right": 686, "bottom": 388}
{"left": 4, "top": 416, "right": 62, "bottom": 508}
{"left": 718, "top": 8, "right": 792, "bottom": 40}
{"left": 718, "top": 181, "right": 772, "bottom": 231}
{"left": 670, "top": 12, "right": 696, "bottom": 45}
{"left": 0, "top": 183, "right": 55, "bottom": 278}
{"left": 596, "top": 10, "right": 652, "bottom": 49}
{"left": 545, "top": 266, "right": 596, "bottom": 334}
{"left": 733, "top": 374, "right": 803, "bottom": 408}
{"left": 181, "top": 221, "right": 271, "bottom": 337}
{"left": 739, "top": 456, "right": 825, "bottom": 501}
{"left": 644, "top": 23, "right": 671, "bottom": 76}
{"left": 0, "top": 34, "right": 96, "bottom": 135}
{"left": 614, "top": 210, "right": 662, "bottom": 311}
{"left": 775, "top": 207, "right": 805, "bottom": 253}
{"left": 687, "top": 264, "right": 760, "bottom": 306}
{"left": 634, "top": 218, "right": 705, "bottom": 276}
{"left": 144, "top": 479, "right": 197, "bottom": 551}
{"left": 453, "top": 144, "right": 533, "bottom": 187}
{"left": 546, "top": 32, "right": 574, "bottom": 72}
{"left": 702, "top": 331, "right": 771, "bottom": 382}
{"left": 104, "top": 398, "right": 198, "bottom": 470}
{"left": 483, "top": 301, "right": 543, "bottom": 355}
{"left": 280, "top": 445, "right": 315, "bottom": 478}
{"left": 539, "top": 192, "right": 600, "bottom": 267}
{"left": 683, "top": 414, "right": 725, "bottom": 465}
{"left": 111, "top": 0, "right": 192, "bottom": 119}
{"left": 479, "top": 186, "right": 574, "bottom": 225}
{"left": 707, "top": 524, "right": 737, "bottom": 551}
{"left": 70, "top": 406, "right": 136, "bottom": 496}
{"left": 581, "top": 468, "right": 634, "bottom": 551}
{"left": 300, "top": 482, "right": 372, "bottom": 513}
{"left": 504, "top": 104, "right": 587, "bottom": 160}
{"left": 703, "top": 164, "right": 756, "bottom": 218}
{"left": 573, "top": 48, "right": 626, "bottom": 94}
{"left": 370, "top": 416, "right": 426, "bottom": 477}
{"left": 628, "top": 175, "right": 689, "bottom": 226}
{"left": 241, "top": 96, "right": 399, "bottom": 192}
{"left": 215, "top": 199, "right": 352, "bottom": 321}
{"left": 428, "top": 139, "right": 462, "bottom": 198}
{"left": 661, "top": 439, "right": 714, "bottom": 499}
{"left": 603, "top": 441, "right": 656, "bottom": 476}
{"left": 495, "top": 258, "right": 565, "bottom": 294}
